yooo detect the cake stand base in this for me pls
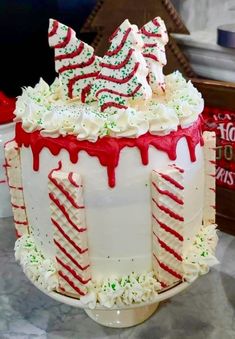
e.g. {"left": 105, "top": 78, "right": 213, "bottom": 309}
{"left": 84, "top": 303, "right": 159, "bottom": 328}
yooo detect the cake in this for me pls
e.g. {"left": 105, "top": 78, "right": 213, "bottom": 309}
{"left": 8, "top": 17, "right": 218, "bottom": 308}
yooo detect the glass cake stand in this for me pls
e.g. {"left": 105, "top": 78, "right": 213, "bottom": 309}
{"left": 25, "top": 271, "right": 192, "bottom": 328}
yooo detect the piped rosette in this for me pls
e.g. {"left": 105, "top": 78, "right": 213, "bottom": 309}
{"left": 48, "top": 19, "right": 101, "bottom": 102}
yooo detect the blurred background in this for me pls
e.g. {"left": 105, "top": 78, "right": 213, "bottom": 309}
{"left": 0, "top": 0, "right": 235, "bottom": 96}
{"left": 0, "top": 0, "right": 96, "bottom": 96}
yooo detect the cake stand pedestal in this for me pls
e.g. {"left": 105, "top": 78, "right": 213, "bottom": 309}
{"left": 84, "top": 303, "right": 159, "bottom": 328}
{"left": 25, "top": 272, "right": 192, "bottom": 328}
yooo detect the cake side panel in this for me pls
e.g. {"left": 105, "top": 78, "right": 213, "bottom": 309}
{"left": 19, "top": 137, "right": 204, "bottom": 281}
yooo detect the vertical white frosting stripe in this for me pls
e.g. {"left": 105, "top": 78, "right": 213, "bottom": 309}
{"left": 151, "top": 165, "right": 184, "bottom": 287}
{"left": 4, "top": 140, "right": 29, "bottom": 237}
{"left": 203, "top": 131, "right": 216, "bottom": 226}
{"left": 48, "top": 162, "right": 91, "bottom": 298}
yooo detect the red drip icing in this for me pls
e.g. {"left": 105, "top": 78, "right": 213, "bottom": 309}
{"left": 54, "top": 28, "right": 72, "bottom": 49}
{"left": 152, "top": 214, "right": 184, "bottom": 241}
{"left": 143, "top": 53, "right": 159, "bottom": 63}
{"left": 49, "top": 193, "right": 87, "bottom": 232}
{"left": 152, "top": 182, "right": 184, "bottom": 205}
{"left": 55, "top": 239, "right": 89, "bottom": 271}
{"left": 141, "top": 27, "right": 161, "bottom": 38}
{"left": 58, "top": 271, "right": 86, "bottom": 296}
{"left": 58, "top": 54, "right": 96, "bottom": 73}
{"left": 153, "top": 232, "right": 182, "bottom": 261}
{"left": 100, "top": 48, "right": 134, "bottom": 70}
{"left": 153, "top": 254, "right": 183, "bottom": 280}
{"left": 15, "top": 119, "right": 202, "bottom": 187}
{"left": 97, "top": 62, "right": 139, "bottom": 84}
{"left": 52, "top": 218, "right": 88, "bottom": 255}
{"left": 55, "top": 42, "right": 84, "bottom": 61}
{"left": 152, "top": 198, "right": 184, "bottom": 221}
{"left": 57, "top": 257, "right": 91, "bottom": 284}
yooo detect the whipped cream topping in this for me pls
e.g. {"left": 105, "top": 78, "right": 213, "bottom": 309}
{"left": 183, "top": 224, "right": 219, "bottom": 283}
{"left": 15, "top": 235, "right": 58, "bottom": 291}
{"left": 15, "top": 71, "right": 204, "bottom": 142}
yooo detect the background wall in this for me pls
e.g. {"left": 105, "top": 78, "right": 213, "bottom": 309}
{"left": 174, "top": 0, "right": 235, "bottom": 32}
{"left": 0, "top": 0, "right": 96, "bottom": 96}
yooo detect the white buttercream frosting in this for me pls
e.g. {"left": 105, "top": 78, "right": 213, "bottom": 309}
{"left": 15, "top": 224, "right": 218, "bottom": 308}
{"left": 183, "top": 224, "right": 219, "bottom": 283}
{"left": 80, "top": 272, "right": 161, "bottom": 309}
{"left": 15, "top": 72, "right": 203, "bottom": 142}
{"left": 14, "top": 234, "right": 58, "bottom": 291}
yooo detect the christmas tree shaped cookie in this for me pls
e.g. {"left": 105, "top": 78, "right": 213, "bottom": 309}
{"left": 48, "top": 19, "right": 101, "bottom": 101}
{"left": 91, "top": 19, "right": 152, "bottom": 114}
{"left": 140, "top": 17, "right": 169, "bottom": 93}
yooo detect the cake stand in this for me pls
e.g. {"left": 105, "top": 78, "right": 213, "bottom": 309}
{"left": 25, "top": 271, "right": 193, "bottom": 328}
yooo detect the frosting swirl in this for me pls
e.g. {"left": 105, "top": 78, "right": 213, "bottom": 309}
{"left": 15, "top": 72, "right": 204, "bottom": 142}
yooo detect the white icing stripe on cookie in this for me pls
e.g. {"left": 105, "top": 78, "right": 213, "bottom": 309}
{"left": 48, "top": 19, "right": 101, "bottom": 101}
{"left": 4, "top": 140, "right": 29, "bottom": 237}
{"left": 48, "top": 162, "right": 91, "bottom": 298}
{"left": 203, "top": 131, "right": 216, "bottom": 226}
{"left": 140, "top": 17, "right": 169, "bottom": 93}
{"left": 91, "top": 19, "right": 152, "bottom": 114}
{"left": 151, "top": 166, "right": 184, "bottom": 287}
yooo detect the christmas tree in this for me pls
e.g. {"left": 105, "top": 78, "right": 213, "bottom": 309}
{"left": 48, "top": 19, "right": 101, "bottom": 101}
{"left": 140, "top": 17, "right": 169, "bottom": 93}
{"left": 90, "top": 19, "right": 152, "bottom": 114}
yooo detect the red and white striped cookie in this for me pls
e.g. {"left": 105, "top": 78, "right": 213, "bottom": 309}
{"left": 203, "top": 131, "right": 216, "bottom": 226}
{"left": 48, "top": 162, "right": 91, "bottom": 298}
{"left": 4, "top": 140, "right": 29, "bottom": 237}
{"left": 91, "top": 19, "right": 152, "bottom": 114}
{"left": 140, "top": 17, "right": 169, "bottom": 93}
{"left": 48, "top": 19, "right": 101, "bottom": 102}
{"left": 151, "top": 165, "right": 184, "bottom": 288}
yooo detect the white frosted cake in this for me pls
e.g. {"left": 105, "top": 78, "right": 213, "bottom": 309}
{"left": 7, "top": 17, "right": 218, "bottom": 308}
